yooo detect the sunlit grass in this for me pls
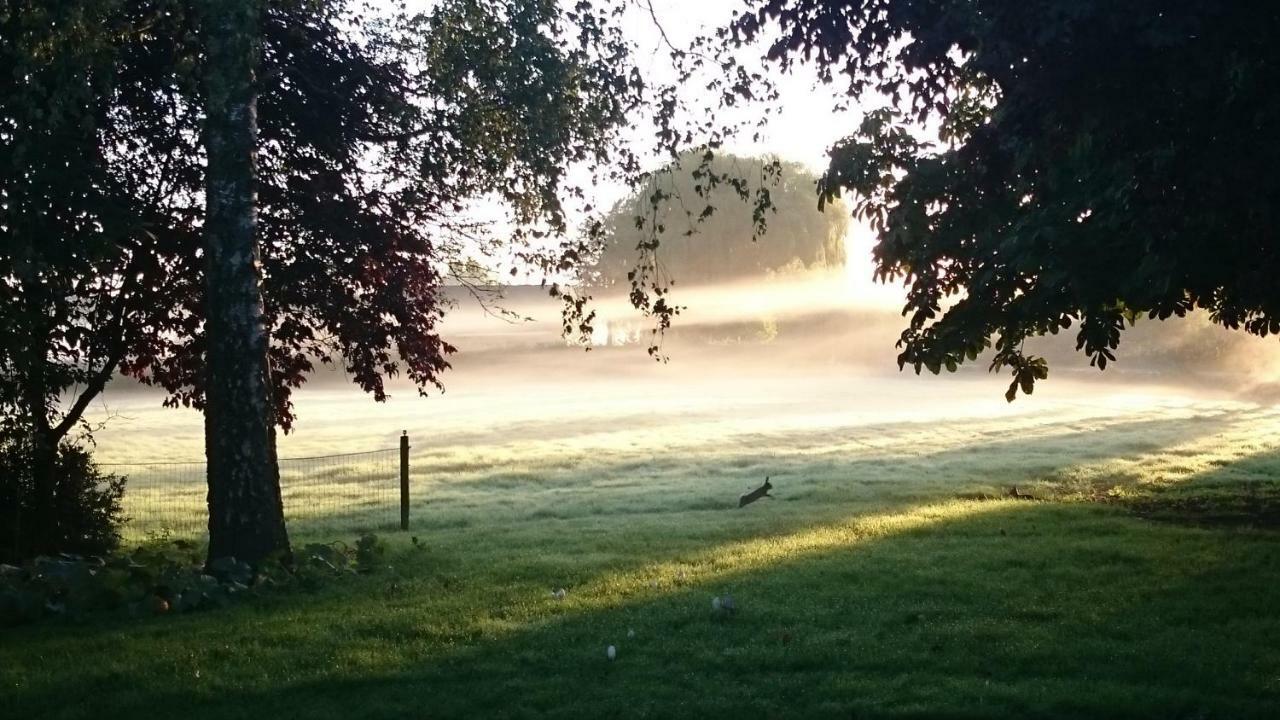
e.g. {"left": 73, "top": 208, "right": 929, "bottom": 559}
{"left": 107, "top": 380, "right": 1280, "bottom": 544}
{"left": 12, "top": 373, "right": 1278, "bottom": 717}
{"left": 5, "top": 483, "right": 1278, "bottom": 718}
{"left": 12, "top": 368, "right": 1280, "bottom": 712}
{"left": 545, "top": 499, "right": 1013, "bottom": 618}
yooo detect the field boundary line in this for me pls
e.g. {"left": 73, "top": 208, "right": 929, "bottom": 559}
{"left": 100, "top": 447, "right": 399, "bottom": 467}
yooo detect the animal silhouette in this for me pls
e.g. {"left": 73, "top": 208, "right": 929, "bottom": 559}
{"left": 738, "top": 476, "right": 773, "bottom": 508}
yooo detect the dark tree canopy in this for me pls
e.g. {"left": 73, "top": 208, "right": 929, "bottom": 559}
{"left": 720, "top": 1, "right": 1280, "bottom": 399}
{"left": 0, "top": 0, "right": 641, "bottom": 555}
{"left": 0, "top": 0, "right": 639, "bottom": 436}
{"left": 584, "top": 151, "right": 848, "bottom": 287}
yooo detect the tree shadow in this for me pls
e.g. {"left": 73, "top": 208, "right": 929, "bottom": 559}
{"left": 1123, "top": 448, "right": 1280, "bottom": 529}
{"left": 8, "top": 409, "right": 1278, "bottom": 718}
{"left": 121, "top": 405, "right": 1256, "bottom": 542}
{"left": 1015, "top": 407, "right": 1280, "bottom": 529}
{"left": 401, "top": 409, "right": 1250, "bottom": 531}
{"left": 17, "top": 498, "right": 1280, "bottom": 719}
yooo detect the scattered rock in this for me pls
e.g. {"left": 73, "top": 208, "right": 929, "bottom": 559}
{"left": 712, "top": 594, "right": 737, "bottom": 617}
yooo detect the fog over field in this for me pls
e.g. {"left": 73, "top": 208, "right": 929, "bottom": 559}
{"left": 11, "top": 3, "right": 1280, "bottom": 717}
{"left": 24, "top": 268, "right": 1280, "bottom": 717}
{"left": 86, "top": 269, "right": 1278, "bottom": 470}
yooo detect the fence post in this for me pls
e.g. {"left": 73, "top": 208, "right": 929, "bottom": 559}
{"left": 399, "top": 431, "right": 410, "bottom": 531}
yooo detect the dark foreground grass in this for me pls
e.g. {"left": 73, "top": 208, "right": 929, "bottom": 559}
{"left": 4, "top": 409, "right": 1280, "bottom": 718}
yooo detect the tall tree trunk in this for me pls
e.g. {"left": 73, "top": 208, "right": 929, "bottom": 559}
{"left": 22, "top": 367, "right": 58, "bottom": 558}
{"left": 198, "top": 0, "right": 290, "bottom": 568}
{"left": 16, "top": 267, "right": 58, "bottom": 558}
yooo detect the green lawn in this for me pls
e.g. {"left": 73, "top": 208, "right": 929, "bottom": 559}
{"left": 5, "top": 386, "right": 1280, "bottom": 718}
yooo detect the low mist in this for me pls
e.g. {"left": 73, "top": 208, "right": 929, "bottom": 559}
{"left": 433, "top": 268, "right": 1280, "bottom": 395}
{"left": 87, "top": 268, "right": 1278, "bottom": 465}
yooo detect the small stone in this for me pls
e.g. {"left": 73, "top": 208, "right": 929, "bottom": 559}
{"left": 606, "top": 644, "right": 617, "bottom": 660}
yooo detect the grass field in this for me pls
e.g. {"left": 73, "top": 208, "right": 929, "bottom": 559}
{"left": 5, "top": 353, "right": 1280, "bottom": 718}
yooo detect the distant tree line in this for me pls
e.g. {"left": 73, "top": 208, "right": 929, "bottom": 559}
{"left": 583, "top": 152, "right": 848, "bottom": 288}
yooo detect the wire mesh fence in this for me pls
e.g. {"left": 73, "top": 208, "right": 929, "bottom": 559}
{"left": 102, "top": 446, "right": 404, "bottom": 542}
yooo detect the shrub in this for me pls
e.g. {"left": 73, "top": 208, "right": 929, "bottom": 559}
{"left": 355, "top": 533, "right": 387, "bottom": 573}
{"left": 0, "top": 438, "right": 127, "bottom": 563}
{"left": 0, "top": 533, "right": 389, "bottom": 626}
{"left": 0, "top": 540, "right": 236, "bottom": 626}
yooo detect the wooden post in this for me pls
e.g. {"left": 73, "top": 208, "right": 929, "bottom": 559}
{"left": 399, "top": 431, "right": 410, "bottom": 531}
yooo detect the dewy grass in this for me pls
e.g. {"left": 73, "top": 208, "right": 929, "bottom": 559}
{"left": 5, "top": 384, "right": 1280, "bottom": 718}
{"left": 109, "top": 382, "right": 1280, "bottom": 543}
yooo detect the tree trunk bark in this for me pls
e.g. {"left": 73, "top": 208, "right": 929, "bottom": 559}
{"left": 198, "top": 0, "right": 290, "bottom": 569}
{"left": 23, "top": 397, "right": 58, "bottom": 558}
{"left": 17, "top": 282, "right": 58, "bottom": 558}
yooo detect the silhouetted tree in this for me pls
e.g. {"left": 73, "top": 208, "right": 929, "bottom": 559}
{"left": 0, "top": 0, "right": 149, "bottom": 555}
{"left": 0, "top": 0, "right": 642, "bottom": 563}
{"left": 196, "top": 0, "right": 289, "bottom": 565}
{"left": 718, "top": 1, "right": 1280, "bottom": 399}
{"left": 585, "top": 152, "right": 848, "bottom": 287}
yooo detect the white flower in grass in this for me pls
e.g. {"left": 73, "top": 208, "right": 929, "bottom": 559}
{"left": 627, "top": 628, "right": 635, "bottom": 639}
{"left": 606, "top": 644, "right": 617, "bottom": 660}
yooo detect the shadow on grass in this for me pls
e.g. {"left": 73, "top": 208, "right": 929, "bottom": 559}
{"left": 8, "top": 409, "right": 1278, "bottom": 718}
{"left": 1003, "top": 407, "right": 1280, "bottom": 528}
{"left": 124, "top": 406, "right": 1243, "bottom": 541}
{"left": 400, "top": 410, "right": 1251, "bottom": 534}
{"left": 1123, "top": 447, "right": 1280, "bottom": 529}
{"left": 14, "top": 499, "right": 1280, "bottom": 719}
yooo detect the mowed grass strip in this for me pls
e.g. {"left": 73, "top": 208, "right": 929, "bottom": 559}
{"left": 4, "top": 405, "right": 1280, "bottom": 718}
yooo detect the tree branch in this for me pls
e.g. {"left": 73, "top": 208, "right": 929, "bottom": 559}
{"left": 50, "top": 254, "right": 143, "bottom": 442}
{"left": 51, "top": 348, "right": 124, "bottom": 441}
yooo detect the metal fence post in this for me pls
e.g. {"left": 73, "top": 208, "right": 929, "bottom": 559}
{"left": 399, "top": 431, "right": 410, "bottom": 531}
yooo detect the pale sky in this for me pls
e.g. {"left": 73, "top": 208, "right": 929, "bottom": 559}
{"left": 610, "top": 0, "right": 888, "bottom": 297}
{"left": 619, "top": 0, "right": 858, "bottom": 171}
{"left": 391, "top": 0, "right": 886, "bottom": 293}
{"left": 393, "top": 0, "right": 861, "bottom": 182}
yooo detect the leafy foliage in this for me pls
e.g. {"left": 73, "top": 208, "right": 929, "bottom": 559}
{"left": 0, "top": 0, "right": 644, "bottom": 438}
{"left": 1, "top": 0, "right": 647, "bottom": 558}
{"left": 0, "top": 439, "right": 126, "bottom": 563}
{"left": 712, "top": 1, "right": 1280, "bottom": 398}
{"left": 584, "top": 151, "right": 847, "bottom": 288}
{"left": 354, "top": 532, "right": 388, "bottom": 574}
